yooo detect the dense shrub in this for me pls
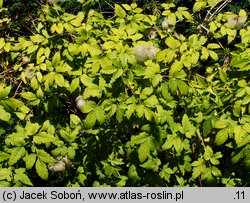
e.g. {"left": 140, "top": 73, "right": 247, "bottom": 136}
{"left": 0, "top": 0, "right": 250, "bottom": 186}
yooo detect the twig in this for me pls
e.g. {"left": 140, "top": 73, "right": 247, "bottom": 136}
{"left": 13, "top": 81, "right": 23, "bottom": 98}
{"left": 207, "top": 0, "right": 230, "bottom": 22}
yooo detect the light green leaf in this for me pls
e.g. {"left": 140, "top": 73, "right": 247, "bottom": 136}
{"left": 0, "top": 85, "right": 11, "bottom": 99}
{"left": 84, "top": 111, "right": 96, "bottom": 129}
{"left": 234, "top": 125, "right": 250, "bottom": 148}
{"left": 215, "top": 128, "right": 228, "bottom": 145}
{"left": 95, "top": 107, "right": 106, "bottom": 124}
{"left": 204, "top": 146, "right": 213, "bottom": 161}
{"left": 70, "top": 114, "right": 82, "bottom": 126}
{"left": 54, "top": 74, "right": 65, "bottom": 87}
{"left": 110, "top": 69, "right": 123, "bottom": 84}
{"left": 0, "top": 38, "right": 5, "bottom": 49}
{"left": 81, "top": 101, "right": 97, "bottom": 114}
{"left": 177, "top": 80, "right": 189, "bottom": 95}
{"left": 9, "top": 147, "right": 26, "bottom": 165}
{"left": 20, "top": 92, "right": 37, "bottom": 101}
{"left": 30, "top": 34, "right": 45, "bottom": 43}
{"left": 138, "top": 141, "right": 150, "bottom": 163}
{"left": 209, "top": 50, "right": 218, "bottom": 61}
{"left": 213, "top": 119, "right": 228, "bottom": 129}
{"left": 193, "top": 1, "right": 206, "bottom": 12}
{"left": 128, "top": 165, "right": 141, "bottom": 183}
{"left": 144, "top": 107, "right": 154, "bottom": 121}
{"left": 169, "top": 61, "right": 183, "bottom": 76}
{"left": 35, "top": 158, "right": 48, "bottom": 180}
{"left": 201, "top": 47, "right": 209, "bottom": 60}
{"left": 122, "top": 4, "right": 131, "bottom": 10}
{"left": 116, "top": 105, "right": 125, "bottom": 123}
{"left": 115, "top": 4, "right": 126, "bottom": 18}
{"left": 0, "top": 107, "right": 11, "bottom": 122}
{"left": 144, "top": 95, "right": 158, "bottom": 107}
{"left": 203, "top": 119, "right": 212, "bottom": 137}
{"left": 33, "top": 132, "right": 55, "bottom": 144}
{"left": 84, "top": 86, "right": 102, "bottom": 99}
{"left": 25, "top": 122, "right": 40, "bottom": 136}
{"left": 165, "top": 36, "right": 181, "bottom": 49}
{"left": 0, "top": 168, "right": 12, "bottom": 181}
{"left": 14, "top": 172, "right": 33, "bottom": 186}
{"left": 52, "top": 52, "right": 61, "bottom": 66}
{"left": 207, "top": 43, "right": 221, "bottom": 49}
{"left": 23, "top": 153, "right": 37, "bottom": 169}
{"left": 80, "top": 74, "right": 94, "bottom": 87}
{"left": 219, "top": 69, "right": 228, "bottom": 82}
{"left": 126, "top": 104, "right": 136, "bottom": 119}
{"left": 0, "top": 152, "right": 10, "bottom": 162}
{"left": 140, "top": 157, "right": 161, "bottom": 172}
{"left": 68, "top": 78, "right": 79, "bottom": 93}
{"left": 37, "top": 150, "right": 55, "bottom": 163}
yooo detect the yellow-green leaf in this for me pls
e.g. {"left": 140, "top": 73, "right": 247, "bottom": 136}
{"left": 115, "top": 4, "right": 126, "bottom": 18}
{"left": 215, "top": 128, "right": 228, "bottom": 145}
{"left": 35, "top": 158, "right": 48, "bottom": 180}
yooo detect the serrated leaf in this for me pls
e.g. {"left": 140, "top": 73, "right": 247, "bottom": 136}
{"left": 0, "top": 168, "right": 12, "bottom": 181}
{"left": 80, "top": 74, "right": 94, "bottom": 87}
{"left": 116, "top": 105, "right": 124, "bottom": 123}
{"left": 0, "top": 85, "right": 11, "bottom": 99}
{"left": 0, "top": 152, "right": 10, "bottom": 162}
{"left": 209, "top": 50, "right": 218, "bottom": 61}
{"left": 30, "top": 34, "right": 45, "bottom": 43}
{"left": 84, "top": 86, "right": 102, "bottom": 99}
{"left": 211, "top": 166, "right": 221, "bottom": 176}
{"left": 68, "top": 78, "right": 79, "bottom": 93}
{"left": 52, "top": 52, "right": 61, "bottom": 66}
{"left": 95, "top": 107, "right": 106, "bottom": 124}
{"left": 207, "top": 43, "right": 221, "bottom": 49}
{"left": 33, "top": 132, "right": 55, "bottom": 144}
{"left": 203, "top": 119, "right": 212, "bottom": 137}
{"left": 35, "top": 158, "right": 48, "bottom": 180}
{"left": 81, "top": 101, "right": 97, "bottom": 114}
{"left": 138, "top": 141, "right": 150, "bottom": 163}
{"left": 110, "top": 69, "right": 123, "bottom": 84}
{"left": 215, "top": 128, "right": 228, "bottom": 145}
{"left": 84, "top": 111, "right": 96, "bottom": 129}
{"left": 234, "top": 125, "right": 250, "bottom": 148}
{"left": 126, "top": 104, "right": 136, "bottom": 119}
{"left": 0, "top": 107, "right": 11, "bottom": 122}
{"left": 213, "top": 119, "right": 228, "bottom": 129}
{"left": 122, "top": 4, "right": 131, "bottom": 10}
{"left": 140, "top": 157, "right": 161, "bottom": 172}
{"left": 182, "top": 114, "right": 190, "bottom": 131}
{"left": 0, "top": 38, "right": 5, "bottom": 49}
{"left": 20, "top": 92, "right": 37, "bottom": 101}
{"left": 54, "top": 74, "right": 65, "bottom": 87}
{"left": 144, "top": 107, "right": 154, "bottom": 121}
{"left": 115, "top": 4, "right": 126, "bottom": 18}
{"left": 37, "top": 150, "right": 55, "bottom": 163}
{"left": 193, "top": 1, "right": 206, "bottom": 12}
{"left": 128, "top": 165, "right": 141, "bottom": 183}
{"left": 210, "top": 158, "right": 220, "bottom": 165}
{"left": 204, "top": 146, "right": 213, "bottom": 161}
{"left": 219, "top": 69, "right": 228, "bottom": 82}
{"left": 14, "top": 172, "right": 33, "bottom": 186}
{"left": 70, "top": 114, "right": 82, "bottom": 126}
{"left": 23, "top": 153, "right": 37, "bottom": 169}
{"left": 25, "top": 122, "right": 40, "bottom": 136}
{"left": 177, "top": 79, "right": 189, "bottom": 95}
{"left": 201, "top": 47, "right": 209, "bottom": 60}
{"left": 165, "top": 36, "right": 181, "bottom": 50}
{"left": 9, "top": 147, "right": 26, "bottom": 165}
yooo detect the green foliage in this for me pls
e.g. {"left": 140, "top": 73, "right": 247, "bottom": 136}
{"left": 0, "top": 0, "right": 250, "bottom": 186}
